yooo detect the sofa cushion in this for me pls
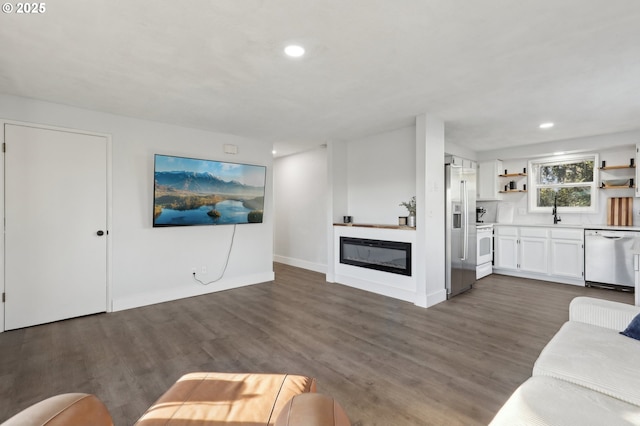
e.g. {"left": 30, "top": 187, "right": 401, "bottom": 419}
{"left": 621, "top": 313, "right": 640, "bottom": 341}
{"left": 135, "top": 372, "right": 316, "bottom": 426}
{"left": 533, "top": 321, "right": 640, "bottom": 406}
{"left": 489, "top": 376, "right": 640, "bottom": 426}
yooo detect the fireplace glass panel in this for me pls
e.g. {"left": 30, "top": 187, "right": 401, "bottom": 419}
{"left": 340, "top": 237, "right": 411, "bottom": 276}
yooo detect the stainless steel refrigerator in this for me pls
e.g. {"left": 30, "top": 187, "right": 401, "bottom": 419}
{"left": 445, "top": 162, "right": 477, "bottom": 298}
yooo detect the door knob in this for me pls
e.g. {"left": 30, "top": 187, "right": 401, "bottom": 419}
{"left": 96, "top": 230, "right": 105, "bottom": 236}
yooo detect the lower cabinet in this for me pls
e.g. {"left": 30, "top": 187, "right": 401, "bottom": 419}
{"left": 494, "top": 225, "right": 584, "bottom": 286}
{"left": 495, "top": 227, "right": 518, "bottom": 271}
{"left": 550, "top": 229, "right": 584, "bottom": 280}
{"left": 519, "top": 228, "right": 549, "bottom": 274}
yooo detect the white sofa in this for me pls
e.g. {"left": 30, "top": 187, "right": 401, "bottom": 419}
{"left": 490, "top": 297, "right": 640, "bottom": 426}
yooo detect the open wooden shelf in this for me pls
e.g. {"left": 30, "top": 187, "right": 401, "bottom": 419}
{"left": 499, "top": 189, "right": 527, "bottom": 193}
{"left": 599, "top": 165, "right": 635, "bottom": 170}
{"left": 599, "top": 185, "right": 635, "bottom": 189}
{"left": 498, "top": 173, "right": 527, "bottom": 177}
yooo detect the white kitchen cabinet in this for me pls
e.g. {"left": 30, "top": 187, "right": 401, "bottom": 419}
{"left": 477, "top": 160, "right": 503, "bottom": 201}
{"left": 447, "top": 155, "right": 476, "bottom": 170}
{"left": 550, "top": 229, "right": 584, "bottom": 280}
{"left": 519, "top": 228, "right": 549, "bottom": 274}
{"left": 495, "top": 226, "right": 518, "bottom": 270}
{"left": 494, "top": 225, "right": 584, "bottom": 286}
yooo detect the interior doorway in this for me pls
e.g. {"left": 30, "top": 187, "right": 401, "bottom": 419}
{"left": 3, "top": 123, "right": 110, "bottom": 330}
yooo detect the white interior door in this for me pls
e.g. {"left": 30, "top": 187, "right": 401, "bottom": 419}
{"left": 4, "top": 124, "right": 108, "bottom": 330}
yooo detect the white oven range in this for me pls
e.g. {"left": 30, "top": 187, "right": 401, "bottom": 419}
{"left": 476, "top": 224, "right": 493, "bottom": 279}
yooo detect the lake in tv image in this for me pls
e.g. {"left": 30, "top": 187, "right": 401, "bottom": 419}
{"left": 153, "top": 154, "right": 266, "bottom": 227}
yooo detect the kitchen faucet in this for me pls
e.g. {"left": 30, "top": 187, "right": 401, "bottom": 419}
{"left": 552, "top": 193, "right": 561, "bottom": 224}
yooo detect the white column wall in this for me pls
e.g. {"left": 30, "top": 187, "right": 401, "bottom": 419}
{"left": 346, "top": 126, "right": 416, "bottom": 224}
{"left": 326, "top": 140, "right": 348, "bottom": 282}
{"left": 415, "top": 114, "right": 447, "bottom": 308}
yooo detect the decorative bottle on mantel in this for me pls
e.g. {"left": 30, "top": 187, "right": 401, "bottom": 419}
{"left": 400, "top": 196, "right": 417, "bottom": 228}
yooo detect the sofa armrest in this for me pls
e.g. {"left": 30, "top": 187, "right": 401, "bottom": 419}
{"left": 2, "top": 393, "right": 113, "bottom": 426}
{"left": 275, "top": 393, "right": 351, "bottom": 426}
{"left": 570, "top": 297, "right": 640, "bottom": 331}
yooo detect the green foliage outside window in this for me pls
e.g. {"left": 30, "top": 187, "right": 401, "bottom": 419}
{"left": 531, "top": 158, "right": 596, "bottom": 209}
{"left": 537, "top": 161, "right": 594, "bottom": 185}
{"left": 537, "top": 187, "right": 592, "bottom": 207}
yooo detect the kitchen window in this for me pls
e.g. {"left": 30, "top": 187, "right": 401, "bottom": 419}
{"left": 528, "top": 154, "right": 599, "bottom": 213}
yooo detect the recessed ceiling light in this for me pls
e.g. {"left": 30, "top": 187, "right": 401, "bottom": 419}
{"left": 539, "top": 122, "right": 554, "bottom": 129}
{"left": 284, "top": 45, "right": 305, "bottom": 58}
{"left": 272, "top": 150, "right": 277, "bottom": 155}
{"left": 553, "top": 152, "right": 565, "bottom": 155}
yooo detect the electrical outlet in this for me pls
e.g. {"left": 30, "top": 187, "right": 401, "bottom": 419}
{"left": 201, "top": 266, "right": 207, "bottom": 274}
{"left": 191, "top": 267, "right": 197, "bottom": 274}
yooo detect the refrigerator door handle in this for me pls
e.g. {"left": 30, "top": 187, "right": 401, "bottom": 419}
{"left": 461, "top": 180, "right": 468, "bottom": 261}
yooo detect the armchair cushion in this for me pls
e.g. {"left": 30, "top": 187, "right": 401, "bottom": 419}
{"left": 134, "top": 372, "right": 317, "bottom": 426}
{"left": 2, "top": 393, "right": 113, "bottom": 426}
{"left": 275, "top": 393, "right": 351, "bottom": 426}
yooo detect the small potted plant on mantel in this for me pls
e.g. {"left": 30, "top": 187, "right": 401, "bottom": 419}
{"left": 399, "top": 196, "right": 416, "bottom": 227}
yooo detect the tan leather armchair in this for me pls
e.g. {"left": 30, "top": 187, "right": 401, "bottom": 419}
{"left": 1, "top": 393, "right": 113, "bottom": 426}
{"left": 2, "top": 373, "right": 351, "bottom": 426}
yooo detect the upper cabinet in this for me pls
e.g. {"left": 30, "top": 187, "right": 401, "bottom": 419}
{"left": 477, "top": 160, "right": 503, "bottom": 201}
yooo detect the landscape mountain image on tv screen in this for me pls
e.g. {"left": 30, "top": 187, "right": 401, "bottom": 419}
{"left": 153, "top": 154, "right": 266, "bottom": 227}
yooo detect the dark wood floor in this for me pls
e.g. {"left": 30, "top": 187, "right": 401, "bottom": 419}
{"left": 0, "top": 264, "right": 634, "bottom": 425}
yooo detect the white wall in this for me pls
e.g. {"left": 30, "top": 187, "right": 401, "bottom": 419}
{"left": 444, "top": 140, "right": 477, "bottom": 161}
{"left": 326, "top": 140, "right": 348, "bottom": 282}
{"left": 477, "top": 145, "right": 638, "bottom": 225}
{"left": 273, "top": 147, "right": 328, "bottom": 273}
{"left": 477, "top": 129, "right": 640, "bottom": 161}
{"left": 347, "top": 126, "right": 416, "bottom": 224}
{"left": 415, "top": 114, "right": 447, "bottom": 308}
{"left": 0, "top": 94, "right": 274, "bottom": 317}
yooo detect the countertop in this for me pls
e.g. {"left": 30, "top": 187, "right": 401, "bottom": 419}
{"left": 333, "top": 223, "right": 415, "bottom": 230}
{"left": 489, "top": 222, "right": 640, "bottom": 231}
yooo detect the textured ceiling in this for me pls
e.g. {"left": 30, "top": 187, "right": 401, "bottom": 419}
{"left": 1, "top": 0, "right": 639, "bottom": 156}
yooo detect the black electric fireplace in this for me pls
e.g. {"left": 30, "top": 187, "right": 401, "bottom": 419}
{"left": 340, "top": 237, "right": 412, "bottom": 276}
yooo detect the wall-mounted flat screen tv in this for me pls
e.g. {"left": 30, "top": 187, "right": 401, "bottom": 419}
{"left": 153, "top": 154, "right": 266, "bottom": 227}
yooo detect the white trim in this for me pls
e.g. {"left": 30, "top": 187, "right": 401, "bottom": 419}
{"left": 333, "top": 274, "right": 416, "bottom": 303}
{"left": 112, "top": 271, "right": 275, "bottom": 311}
{"left": 0, "top": 119, "right": 113, "bottom": 332}
{"left": 425, "top": 288, "right": 448, "bottom": 308}
{"left": 528, "top": 153, "right": 599, "bottom": 214}
{"left": 492, "top": 269, "right": 585, "bottom": 287}
{"left": 273, "top": 255, "right": 327, "bottom": 274}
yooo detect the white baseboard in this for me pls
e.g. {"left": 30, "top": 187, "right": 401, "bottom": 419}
{"left": 112, "top": 271, "right": 275, "bottom": 312}
{"left": 426, "top": 288, "right": 447, "bottom": 307}
{"left": 333, "top": 273, "right": 416, "bottom": 303}
{"left": 492, "top": 269, "right": 585, "bottom": 287}
{"left": 273, "top": 255, "right": 327, "bottom": 274}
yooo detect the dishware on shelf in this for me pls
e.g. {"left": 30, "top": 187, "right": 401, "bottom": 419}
{"left": 603, "top": 179, "right": 630, "bottom": 187}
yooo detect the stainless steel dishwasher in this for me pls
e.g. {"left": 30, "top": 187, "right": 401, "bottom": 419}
{"left": 584, "top": 229, "right": 640, "bottom": 290}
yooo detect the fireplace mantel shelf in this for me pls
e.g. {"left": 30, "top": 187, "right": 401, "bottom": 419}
{"left": 333, "top": 223, "right": 415, "bottom": 230}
